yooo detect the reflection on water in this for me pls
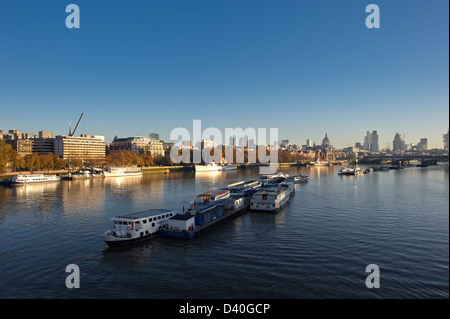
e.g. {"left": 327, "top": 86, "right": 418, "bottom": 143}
{"left": 0, "top": 165, "right": 448, "bottom": 298}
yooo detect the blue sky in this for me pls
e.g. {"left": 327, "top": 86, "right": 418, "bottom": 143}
{"left": 0, "top": 0, "right": 448, "bottom": 148}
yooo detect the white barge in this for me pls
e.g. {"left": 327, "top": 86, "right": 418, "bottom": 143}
{"left": 101, "top": 209, "right": 177, "bottom": 246}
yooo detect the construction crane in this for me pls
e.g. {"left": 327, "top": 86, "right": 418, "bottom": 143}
{"left": 69, "top": 112, "right": 84, "bottom": 136}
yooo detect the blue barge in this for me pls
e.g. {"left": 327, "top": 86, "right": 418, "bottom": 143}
{"left": 162, "top": 191, "right": 247, "bottom": 240}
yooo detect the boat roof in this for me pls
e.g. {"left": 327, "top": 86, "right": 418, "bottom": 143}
{"left": 255, "top": 187, "right": 284, "bottom": 195}
{"left": 198, "top": 189, "right": 230, "bottom": 197}
{"left": 216, "top": 198, "right": 239, "bottom": 206}
{"left": 228, "top": 180, "right": 260, "bottom": 189}
{"left": 112, "top": 209, "right": 174, "bottom": 220}
{"left": 170, "top": 214, "right": 195, "bottom": 221}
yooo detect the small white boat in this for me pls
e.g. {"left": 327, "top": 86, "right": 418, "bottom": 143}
{"left": 259, "top": 172, "right": 288, "bottom": 185}
{"left": 308, "top": 158, "right": 329, "bottom": 166}
{"left": 104, "top": 167, "right": 143, "bottom": 177}
{"left": 286, "top": 175, "right": 309, "bottom": 183}
{"left": 338, "top": 167, "right": 363, "bottom": 176}
{"left": 10, "top": 174, "right": 59, "bottom": 184}
{"left": 101, "top": 209, "right": 177, "bottom": 246}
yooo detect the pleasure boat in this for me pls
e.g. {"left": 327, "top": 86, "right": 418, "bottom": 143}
{"left": 258, "top": 172, "right": 288, "bottom": 185}
{"left": 194, "top": 162, "right": 237, "bottom": 172}
{"left": 10, "top": 174, "right": 60, "bottom": 185}
{"left": 308, "top": 158, "right": 329, "bottom": 166}
{"left": 101, "top": 209, "right": 177, "bottom": 246}
{"left": 104, "top": 167, "right": 143, "bottom": 177}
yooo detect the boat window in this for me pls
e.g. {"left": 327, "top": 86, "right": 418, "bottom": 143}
{"left": 158, "top": 216, "right": 161, "bottom": 220}
{"left": 169, "top": 213, "right": 173, "bottom": 216}
{"left": 135, "top": 221, "right": 140, "bottom": 224}
{"left": 143, "top": 219, "right": 147, "bottom": 224}
{"left": 152, "top": 223, "right": 155, "bottom": 227}
{"left": 262, "top": 195, "right": 267, "bottom": 200}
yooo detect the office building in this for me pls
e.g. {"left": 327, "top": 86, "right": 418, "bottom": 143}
{"left": 55, "top": 135, "right": 106, "bottom": 160}
{"left": 5, "top": 139, "right": 34, "bottom": 156}
{"left": 110, "top": 136, "right": 164, "bottom": 157}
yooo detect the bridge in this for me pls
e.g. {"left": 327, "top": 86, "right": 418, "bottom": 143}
{"left": 361, "top": 154, "right": 449, "bottom": 165}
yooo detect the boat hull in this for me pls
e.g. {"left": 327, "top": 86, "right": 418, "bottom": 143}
{"left": 103, "top": 172, "right": 143, "bottom": 177}
{"left": 102, "top": 232, "right": 160, "bottom": 246}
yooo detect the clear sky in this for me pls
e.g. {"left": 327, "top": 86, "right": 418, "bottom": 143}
{"left": 0, "top": 0, "right": 448, "bottom": 149}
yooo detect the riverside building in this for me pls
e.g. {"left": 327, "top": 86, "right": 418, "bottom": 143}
{"left": 54, "top": 134, "right": 106, "bottom": 160}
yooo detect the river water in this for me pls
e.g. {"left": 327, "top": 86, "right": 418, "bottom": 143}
{"left": 0, "top": 165, "right": 448, "bottom": 298}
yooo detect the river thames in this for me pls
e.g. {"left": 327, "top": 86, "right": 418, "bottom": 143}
{"left": 0, "top": 165, "right": 448, "bottom": 299}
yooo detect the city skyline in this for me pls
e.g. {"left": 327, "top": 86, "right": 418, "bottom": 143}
{"left": 1, "top": 126, "right": 448, "bottom": 152}
{"left": 0, "top": 1, "right": 448, "bottom": 149}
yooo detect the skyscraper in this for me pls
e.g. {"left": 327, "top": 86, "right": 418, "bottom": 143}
{"left": 418, "top": 138, "right": 428, "bottom": 151}
{"left": 363, "top": 131, "right": 371, "bottom": 151}
{"left": 444, "top": 130, "right": 449, "bottom": 151}
{"left": 363, "top": 130, "right": 379, "bottom": 152}
{"left": 393, "top": 133, "right": 406, "bottom": 153}
{"left": 371, "top": 130, "right": 379, "bottom": 152}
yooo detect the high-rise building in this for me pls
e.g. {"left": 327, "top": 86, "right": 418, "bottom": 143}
{"left": 444, "top": 130, "right": 449, "bottom": 151}
{"left": 363, "top": 131, "right": 371, "bottom": 151}
{"left": 306, "top": 139, "right": 312, "bottom": 147}
{"left": 363, "top": 130, "right": 379, "bottom": 152}
{"left": 371, "top": 131, "right": 379, "bottom": 152}
{"left": 393, "top": 133, "right": 406, "bottom": 153}
{"left": 417, "top": 138, "right": 428, "bottom": 151}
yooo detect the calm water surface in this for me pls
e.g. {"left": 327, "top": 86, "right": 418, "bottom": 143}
{"left": 0, "top": 166, "right": 448, "bottom": 298}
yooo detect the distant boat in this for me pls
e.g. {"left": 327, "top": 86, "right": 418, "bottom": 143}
{"left": 338, "top": 167, "right": 363, "bottom": 176}
{"left": 286, "top": 175, "right": 309, "bottom": 183}
{"left": 259, "top": 172, "right": 288, "bottom": 185}
{"left": 10, "top": 174, "right": 59, "bottom": 185}
{"left": 195, "top": 162, "right": 237, "bottom": 172}
{"left": 308, "top": 158, "right": 329, "bottom": 166}
{"left": 104, "top": 167, "right": 143, "bottom": 177}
